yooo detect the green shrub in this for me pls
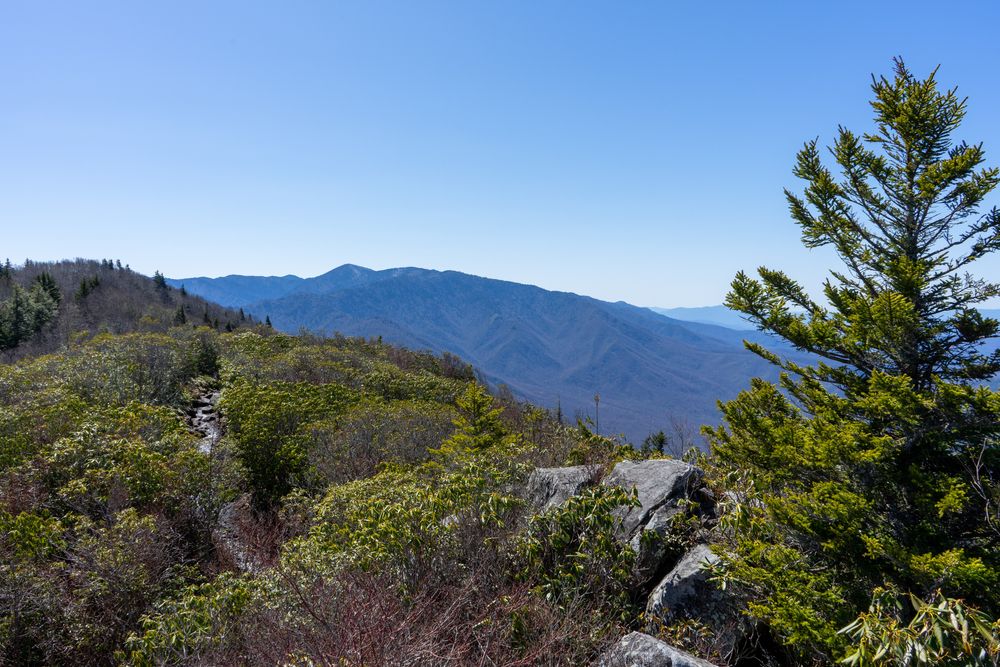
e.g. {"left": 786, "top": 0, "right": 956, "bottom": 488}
{"left": 122, "top": 574, "right": 252, "bottom": 666}
{"left": 518, "top": 485, "right": 639, "bottom": 619}
{"left": 841, "top": 589, "right": 1000, "bottom": 666}
{"left": 221, "top": 379, "right": 360, "bottom": 508}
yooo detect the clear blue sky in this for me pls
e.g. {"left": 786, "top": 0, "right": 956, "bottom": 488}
{"left": 3, "top": 1, "right": 999, "bottom": 306}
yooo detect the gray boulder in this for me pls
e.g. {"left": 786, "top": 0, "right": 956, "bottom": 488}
{"left": 601, "top": 459, "right": 702, "bottom": 538}
{"left": 526, "top": 459, "right": 710, "bottom": 587}
{"left": 646, "top": 543, "right": 720, "bottom": 620}
{"left": 645, "top": 544, "right": 753, "bottom": 662}
{"left": 629, "top": 503, "right": 687, "bottom": 583}
{"left": 525, "top": 465, "right": 595, "bottom": 512}
{"left": 593, "top": 632, "right": 719, "bottom": 667}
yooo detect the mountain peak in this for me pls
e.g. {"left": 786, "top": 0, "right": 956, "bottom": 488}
{"left": 316, "top": 263, "right": 373, "bottom": 277}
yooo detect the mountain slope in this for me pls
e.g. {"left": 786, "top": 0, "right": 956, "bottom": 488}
{"left": 2, "top": 259, "right": 251, "bottom": 360}
{"left": 174, "top": 266, "right": 810, "bottom": 441}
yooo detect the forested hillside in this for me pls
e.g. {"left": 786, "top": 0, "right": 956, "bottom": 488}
{"left": 0, "top": 259, "right": 253, "bottom": 361}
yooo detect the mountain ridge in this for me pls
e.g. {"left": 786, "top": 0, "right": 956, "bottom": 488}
{"left": 170, "top": 265, "right": 810, "bottom": 441}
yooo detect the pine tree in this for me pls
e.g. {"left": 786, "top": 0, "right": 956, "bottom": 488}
{"left": 75, "top": 279, "right": 91, "bottom": 301}
{"left": 640, "top": 430, "right": 667, "bottom": 456}
{"left": 152, "top": 271, "right": 168, "bottom": 292}
{"left": 0, "top": 282, "right": 59, "bottom": 351}
{"left": 430, "top": 383, "right": 512, "bottom": 460}
{"left": 0, "top": 286, "right": 29, "bottom": 349}
{"left": 173, "top": 305, "right": 187, "bottom": 326}
{"left": 708, "top": 60, "right": 1000, "bottom": 659}
{"left": 33, "top": 272, "right": 61, "bottom": 305}
{"left": 265, "top": 315, "right": 272, "bottom": 328}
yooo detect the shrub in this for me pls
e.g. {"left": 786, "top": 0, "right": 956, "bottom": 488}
{"left": 220, "top": 380, "right": 359, "bottom": 508}
{"left": 841, "top": 589, "right": 1000, "bottom": 666}
{"left": 518, "top": 485, "right": 640, "bottom": 620}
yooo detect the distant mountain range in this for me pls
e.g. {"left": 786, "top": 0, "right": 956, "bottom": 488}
{"left": 654, "top": 304, "right": 1000, "bottom": 332}
{"left": 170, "top": 265, "right": 431, "bottom": 309}
{"left": 169, "top": 265, "right": 997, "bottom": 442}
{"left": 649, "top": 305, "right": 754, "bottom": 331}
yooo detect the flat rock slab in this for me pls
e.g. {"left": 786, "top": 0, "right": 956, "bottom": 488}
{"left": 593, "top": 632, "right": 719, "bottom": 667}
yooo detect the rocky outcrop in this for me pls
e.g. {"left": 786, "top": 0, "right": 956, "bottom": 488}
{"left": 528, "top": 460, "right": 763, "bottom": 665}
{"left": 646, "top": 543, "right": 720, "bottom": 621}
{"left": 526, "top": 465, "right": 596, "bottom": 512}
{"left": 526, "top": 459, "right": 710, "bottom": 587}
{"left": 599, "top": 459, "right": 705, "bottom": 585}
{"left": 645, "top": 543, "right": 752, "bottom": 663}
{"left": 601, "top": 459, "right": 702, "bottom": 538}
{"left": 629, "top": 503, "right": 688, "bottom": 583}
{"left": 593, "top": 632, "right": 719, "bottom": 667}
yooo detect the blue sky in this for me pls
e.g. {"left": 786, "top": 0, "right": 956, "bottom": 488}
{"left": 3, "top": 1, "right": 999, "bottom": 306}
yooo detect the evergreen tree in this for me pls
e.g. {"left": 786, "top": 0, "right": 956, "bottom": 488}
{"left": 265, "top": 315, "right": 272, "bottom": 328}
{"left": 153, "top": 271, "right": 169, "bottom": 300}
{"left": 75, "top": 279, "right": 91, "bottom": 301}
{"left": 173, "top": 305, "right": 187, "bottom": 326}
{"left": 0, "top": 286, "right": 28, "bottom": 349}
{"left": 708, "top": 60, "right": 1000, "bottom": 660}
{"left": 33, "top": 272, "right": 61, "bottom": 305}
{"left": 640, "top": 430, "right": 667, "bottom": 456}
{"left": 0, "top": 282, "right": 59, "bottom": 351}
{"left": 431, "top": 383, "right": 512, "bottom": 460}
{"left": 191, "top": 334, "right": 219, "bottom": 377}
